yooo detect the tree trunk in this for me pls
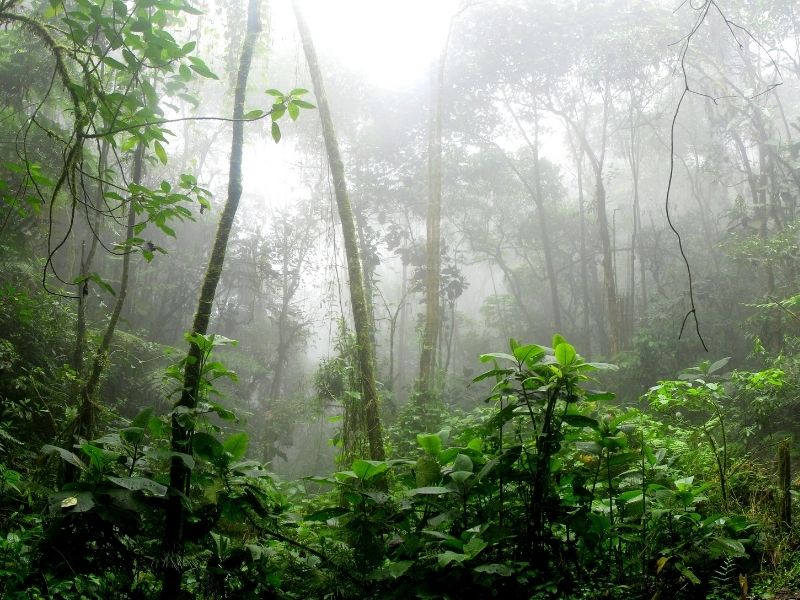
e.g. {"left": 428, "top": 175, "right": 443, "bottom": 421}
{"left": 418, "top": 41, "right": 446, "bottom": 401}
{"left": 294, "top": 1, "right": 385, "bottom": 461}
{"left": 503, "top": 97, "right": 562, "bottom": 332}
{"left": 161, "top": 0, "right": 261, "bottom": 594}
{"left": 778, "top": 440, "right": 792, "bottom": 530}
{"left": 73, "top": 142, "right": 143, "bottom": 445}
{"left": 72, "top": 140, "right": 108, "bottom": 376}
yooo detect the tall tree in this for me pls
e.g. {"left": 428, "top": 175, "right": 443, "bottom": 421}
{"left": 161, "top": 0, "right": 262, "bottom": 594}
{"left": 293, "top": 1, "right": 385, "bottom": 461}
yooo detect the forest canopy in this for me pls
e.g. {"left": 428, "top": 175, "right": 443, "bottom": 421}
{"left": 1, "top": 0, "right": 799, "bottom": 598}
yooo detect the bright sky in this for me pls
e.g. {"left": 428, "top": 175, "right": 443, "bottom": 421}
{"left": 281, "top": 0, "right": 460, "bottom": 89}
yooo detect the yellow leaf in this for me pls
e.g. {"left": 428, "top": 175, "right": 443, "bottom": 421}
{"left": 656, "top": 556, "right": 671, "bottom": 574}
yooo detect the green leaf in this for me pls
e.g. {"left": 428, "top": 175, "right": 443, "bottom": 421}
{"left": 265, "top": 88, "right": 284, "bottom": 97}
{"left": 289, "top": 88, "right": 309, "bottom": 96}
{"left": 88, "top": 272, "right": 116, "bottom": 296}
{"left": 50, "top": 491, "right": 95, "bottom": 514}
{"left": 351, "top": 459, "right": 387, "bottom": 480}
{"left": 554, "top": 342, "right": 577, "bottom": 366}
{"left": 474, "top": 563, "right": 514, "bottom": 576}
{"left": 472, "top": 367, "right": 514, "bottom": 383}
{"left": 453, "top": 453, "right": 473, "bottom": 473}
{"left": 271, "top": 122, "right": 281, "bottom": 143}
{"left": 417, "top": 432, "right": 442, "bottom": 457}
{"left": 407, "top": 486, "right": 453, "bottom": 496}
{"left": 437, "top": 551, "right": 469, "bottom": 566}
{"left": 41, "top": 444, "right": 86, "bottom": 471}
{"left": 584, "top": 390, "right": 615, "bottom": 402}
{"left": 707, "top": 357, "right": 731, "bottom": 374}
{"left": 287, "top": 102, "right": 300, "bottom": 121}
{"left": 153, "top": 140, "right": 168, "bottom": 164}
{"left": 512, "top": 343, "right": 546, "bottom": 364}
{"left": 304, "top": 507, "right": 350, "bottom": 521}
{"left": 463, "top": 537, "right": 488, "bottom": 558}
{"left": 223, "top": 432, "right": 248, "bottom": 461}
{"left": 120, "top": 426, "right": 145, "bottom": 445}
{"left": 188, "top": 56, "right": 218, "bottom": 79}
{"left": 193, "top": 432, "right": 224, "bottom": 462}
{"left": 479, "top": 352, "right": 516, "bottom": 363}
{"left": 291, "top": 99, "right": 315, "bottom": 109}
{"left": 107, "top": 476, "right": 167, "bottom": 496}
{"left": 709, "top": 537, "right": 747, "bottom": 557}
{"left": 677, "top": 564, "right": 701, "bottom": 585}
{"left": 561, "top": 414, "right": 599, "bottom": 429}
{"left": 244, "top": 109, "right": 264, "bottom": 120}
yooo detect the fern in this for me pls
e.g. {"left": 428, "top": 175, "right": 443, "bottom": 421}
{"left": 708, "top": 557, "right": 738, "bottom": 600}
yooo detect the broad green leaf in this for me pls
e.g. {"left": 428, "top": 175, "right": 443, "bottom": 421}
{"left": 472, "top": 367, "right": 514, "bottom": 383}
{"left": 463, "top": 537, "right": 488, "bottom": 558}
{"left": 407, "top": 486, "right": 453, "bottom": 495}
{"left": 193, "top": 432, "right": 224, "bottom": 462}
{"left": 223, "top": 432, "right": 249, "bottom": 461}
{"left": 107, "top": 476, "right": 167, "bottom": 496}
{"left": 351, "top": 459, "right": 387, "bottom": 480}
{"left": 555, "top": 342, "right": 577, "bottom": 366}
{"left": 437, "top": 551, "right": 469, "bottom": 566}
{"left": 271, "top": 122, "right": 281, "bottom": 143}
{"left": 709, "top": 537, "right": 747, "bottom": 557}
{"left": 453, "top": 453, "right": 473, "bottom": 473}
{"left": 41, "top": 444, "right": 86, "bottom": 471}
{"left": 479, "top": 352, "right": 516, "bottom": 363}
{"left": 561, "top": 414, "right": 599, "bottom": 429}
{"left": 707, "top": 357, "right": 731, "bottom": 374}
{"left": 50, "top": 491, "right": 95, "bottom": 514}
{"left": 153, "top": 140, "right": 168, "bottom": 164}
{"left": 512, "top": 343, "right": 545, "bottom": 364}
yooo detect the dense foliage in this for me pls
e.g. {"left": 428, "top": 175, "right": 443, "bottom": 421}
{"left": 1, "top": 0, "right": 799, "bottom": 598}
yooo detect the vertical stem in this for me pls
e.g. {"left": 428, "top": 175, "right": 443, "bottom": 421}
{"left": 161, "top": 0, "right": 261, "bottom": 594}
{"left": 294, "top": 1, "right": 384, "bottom": 461}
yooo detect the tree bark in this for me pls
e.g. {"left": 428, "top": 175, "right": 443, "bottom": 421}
{"left": 73, "top": 142, "right": 143, "bottom": 444}
{"left": 161, "top": 0, "right": 261, "bottom": 594}
{"left": 418, "top": 39, "right": 447, "bottom": 401}
{"left": 294, "top": 1, "right": 385, "bottom": 461}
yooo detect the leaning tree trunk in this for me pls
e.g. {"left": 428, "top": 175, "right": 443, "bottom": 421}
{"left": 161, "top": 0, "right": 261, "bottom": 595}
{"left": 294, "top": 1, "right": 385, "bottom": 461}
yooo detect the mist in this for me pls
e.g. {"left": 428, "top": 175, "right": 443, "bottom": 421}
{"left": 1, "top": 0, "right": 799, "bottom": 597}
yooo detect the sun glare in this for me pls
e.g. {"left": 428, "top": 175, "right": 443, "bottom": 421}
{"left": 292, "top": 0, "right": 459, "bottom": 89}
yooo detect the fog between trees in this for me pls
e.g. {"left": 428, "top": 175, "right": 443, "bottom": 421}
{"left": 1, "top": 0, "right": 800, "bottom": 597}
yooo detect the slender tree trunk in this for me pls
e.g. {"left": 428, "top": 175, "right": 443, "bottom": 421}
{"left": 574, "top": 146, "right": 595, "bottom": 356}
{"left": 161, "top": 1, "right": 261, "bottom": 594}
{"left": 73, "top": 143, "right": 143, "bottom": 444}
{"left": 72, "top": 141, "right": 108, "bottom": 376}
{"left": 418, "top": 40, "right": 446, "bottom": 401}
{"left": 503, "top": 97, "right": 562, "bottom": 332}
{"left": 294, "top": 1, "right": 384, "bottom": 461}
